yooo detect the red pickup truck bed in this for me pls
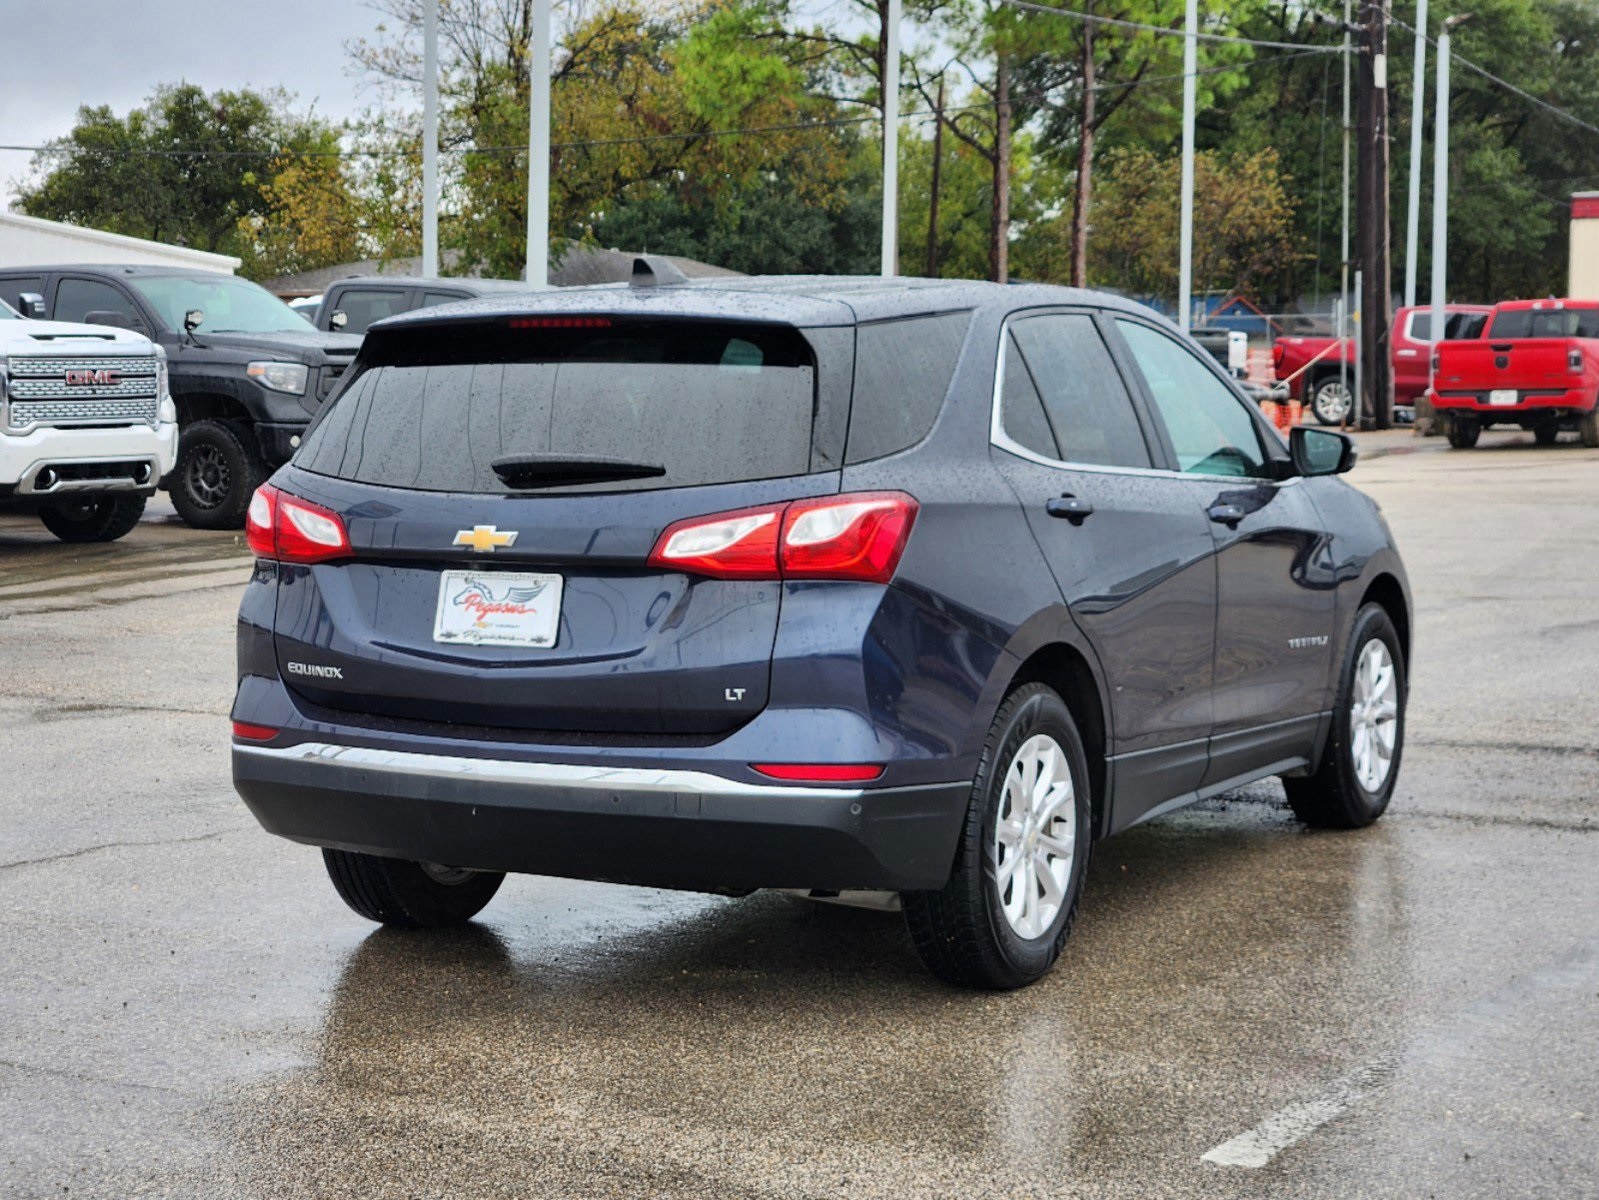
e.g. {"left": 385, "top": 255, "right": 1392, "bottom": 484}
{"left": 1431, "top": 300, "right": 1599, "bottom": 448}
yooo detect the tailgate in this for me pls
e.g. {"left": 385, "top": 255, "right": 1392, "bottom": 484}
{"left": 1434, "top": 338, "right": 1580, "bottom": 392}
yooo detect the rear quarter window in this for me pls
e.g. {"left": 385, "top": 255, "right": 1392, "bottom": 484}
{"left": 845, "top": 311, "right": 973, "bottom": 463}
{"left": 295, "top": 319, "right": 819, "bottom": 494}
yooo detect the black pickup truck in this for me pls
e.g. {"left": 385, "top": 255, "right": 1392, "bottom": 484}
{"left": 0, "top": 265, "right": 360, "bottom": 528}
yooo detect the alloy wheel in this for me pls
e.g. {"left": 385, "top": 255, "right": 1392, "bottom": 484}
{"left": 1314, "top": 380, "right": 1355, "bottom": 425}
{"left": 184, "top": 443, "right": 231, "bottom": 510}
{"left": 1350, "top": 639, "right": 1399, "bottom": 792}
{"left": 992, "top": 733, "right": 1077, "bottom": 940}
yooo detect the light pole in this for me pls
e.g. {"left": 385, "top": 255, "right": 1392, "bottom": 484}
{"left": 1428, "top": 14, "right": 1471, "bottom": 402}
{"left": 526, "top": 0, "right": 552, "bottom": 287}
{"left": 422, "top": 0, "right": 439, "bottom": 278}
{"left": 881, "top": 0, "right": 902, "bottom": 277}
{"left": 1178, "top": 0, "right": 1198, "bottom": 331}
{"left": 1403, "top": 0, "right": 1427, "bottom": 308}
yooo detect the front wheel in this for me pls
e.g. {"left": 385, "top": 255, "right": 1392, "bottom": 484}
{"left": 1283, "top": 603, "right": 1405, "bottom": 829}
{"left": 323, "top": 849, "right": 505, "bottom": 927}
{"left": 903, "top": 683, "right": 1092, "bottom": 990}
{"left": 1445, "top": 414, "right": 1480, "bottom": 449}
{"left": 1310, "top": 375, "right": 1354, "bottom": 426}
{"left": 38, "top": 494, "right": 146, "bottom": 543}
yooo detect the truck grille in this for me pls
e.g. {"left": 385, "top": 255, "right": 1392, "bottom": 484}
{"left": 4, "top": 354, "right": 160, "bottom": 429}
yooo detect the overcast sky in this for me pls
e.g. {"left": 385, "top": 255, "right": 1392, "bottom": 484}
{"left": 0, "top": 0, "right": 401, "bottom": 208}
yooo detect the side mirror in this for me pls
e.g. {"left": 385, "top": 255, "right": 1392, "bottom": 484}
{"left": 1291, "top": 425, "right": 1358, "bottom": 476}
{"left": 184, "top": 309, "right": 205, "bottom": 333}
{"left": 328, "top": 310, "right": 348, "bottom": 330}
{"left": 16, "top": 292, "right": 45, "bottom": 319}
{"left": 83, "top": 309, "right": 139, "bottom": 331}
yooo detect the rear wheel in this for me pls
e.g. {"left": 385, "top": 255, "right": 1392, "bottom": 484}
{"left": 170, "top": 418, "right": 267, "bottom": 530}
{"left": 1445, "top": 414, "right": 1480, "bottom": 449}
{"left": 1283, "top": 603, "right": 1405, "bottom": 829}
{"left": 323, "top": 849, "right": 505, "bottom": 927}
{"left": 1310, "top": 375, "right": 1354, "bottom": 425}
{"left": 903, "top": 683, "right": 1091, "bottom": 990}
{"left": 37, "top": 494, "right": 146, "bottom": 543}
{"left": 1580, "top": 409, "right": 1599, "bottom": 449}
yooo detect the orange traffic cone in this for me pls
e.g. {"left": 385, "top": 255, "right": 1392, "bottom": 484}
{"left": 1261, "top": 400, "right": 1279, "bottom": 427}
{"left": 1274, "top": 400, "right": 1293, "bottom": 433}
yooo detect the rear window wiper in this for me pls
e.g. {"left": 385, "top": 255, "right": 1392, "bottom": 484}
{"left": 490, "top": 454, "right": 667, "bottom": 489}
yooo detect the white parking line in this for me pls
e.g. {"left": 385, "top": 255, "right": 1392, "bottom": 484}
{"left": 1201, "top": 1055, "right": 1400, "bottom": 1169}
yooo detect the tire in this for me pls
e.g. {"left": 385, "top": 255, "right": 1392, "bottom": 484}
{"left": 1534, "top": 422, "right": 1560, "bottom": 446}
{"left": 322, "top": 849, "right": 505, "bottom": 928}
{"left": 1580, "top": 409, "right": 1599, "bottom": 449}
{"left": 1283, "top": 603, "right": 1405, "bottom": 829}
{"left": 37, "top": 494, "right": 147, "bottom": 543}
{"left": 169, "top": 418, "right": 268, "bottom": 530}
{"left": 903, "top": 683, "right": 1092, "bottom": 990}
{"left": 1445, "top": 414, "right": 1480, "bottom": 449}
{"left": 1310, "top": 374, "right": 1354, "bottom": 426}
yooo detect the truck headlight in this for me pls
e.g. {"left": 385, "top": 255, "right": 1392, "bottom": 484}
{"left": 247, "top": 361, "right": 309, "bottom": 395}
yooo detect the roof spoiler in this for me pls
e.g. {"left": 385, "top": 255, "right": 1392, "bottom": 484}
{"left": 630, "top": 255, "right": 690, "bottom": 288}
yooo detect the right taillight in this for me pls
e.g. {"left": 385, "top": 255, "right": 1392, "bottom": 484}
{"left": 245, "top": 482, "right": 351, "bottom": 564}
{"left": 1570, "top": 348, "right": 1584, "bottom": 373}
{"left": 648, "top": 492, "right": 918, "bottom": 584}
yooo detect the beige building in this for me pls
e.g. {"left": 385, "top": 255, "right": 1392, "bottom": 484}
{"left": 1569, "top": 193, "right": 1599, "bottom": 298}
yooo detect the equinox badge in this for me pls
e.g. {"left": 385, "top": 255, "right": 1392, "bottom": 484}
{"left": 453, "top": 525, "right": 518, "bottom": 552}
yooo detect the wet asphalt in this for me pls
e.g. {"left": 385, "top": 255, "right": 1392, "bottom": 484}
{"left": 1, "top": 433, "right": 1595, "bottom": 1198}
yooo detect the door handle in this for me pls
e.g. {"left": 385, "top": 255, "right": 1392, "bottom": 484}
{"left": 1207, "top": 502, "right": 1245, "bottom": 528}
{"left": 1045, "top": 494, "right": 1095, "bottom": 524}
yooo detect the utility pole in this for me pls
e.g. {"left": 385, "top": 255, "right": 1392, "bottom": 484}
{"left": 926, "top": 78, "right": 945, "bottom": 278}
{"left": 1356, "top": 0, "right": 1394, "bottom": 429}
{"left": 881, "top": 0, "right": 902, "bottom": 278}
{"left": 525, "top": 0, "right": 552, "bottom": 287}
{"left": 1338, "top": 0, "right": 1352, "bottom": 411}
{"left": 422, "top": 0, "right": 439, "bottom": 278}
{"left": 1430, "top": 17, "right": 1470, "bottom": 408}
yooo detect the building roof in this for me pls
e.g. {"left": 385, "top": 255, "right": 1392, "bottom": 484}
{"left": 263, "top": 245, "right": 741, "bottom": 298}
{"left": 0, "top": 210, "right": 239, "bottom": 273}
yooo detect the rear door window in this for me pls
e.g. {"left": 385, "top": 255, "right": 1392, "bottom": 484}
{"left": 330, "top": 288, "right": 413, "bottom": 334}
{"left": 55, "top": 277, "right": 141, "bottom": 325}
{"left": 846, "top": 311, "right": 972, "bottom": 463}
{"left": 1008, "top": 314, "right": 1152, "bottom": 468}
{"left": 421, "top": 289, "right": 471, "bottom": 307}
{"left": 296, "top": 319, "right": 818, "bottom": 493}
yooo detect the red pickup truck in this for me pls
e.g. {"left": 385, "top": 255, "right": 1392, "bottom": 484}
{"left": 1273, "top": 304, "right": 1492, "bottom": 425}
{"left": 1430, "top": 299, "right": 1599, "bottom": 448}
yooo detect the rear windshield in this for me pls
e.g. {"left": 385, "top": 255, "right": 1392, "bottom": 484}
{"left": 294, "top": 319, "right": 817, "bottom": 493}
{"left": 1411, "top": 311, "right": 1488, "bottom": 340}
{"left": 1488, "top": 308, "right": 1599, "bottom": 339}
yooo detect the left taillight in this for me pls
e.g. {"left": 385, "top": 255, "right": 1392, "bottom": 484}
{"left": 245, "top": 482, "right": 350, "bottom": 564}
{"left": 648, "top": 491, "right": 918, "bottom": 584}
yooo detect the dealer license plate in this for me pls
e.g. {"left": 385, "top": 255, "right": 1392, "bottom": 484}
{"left": 1488, "top": 389, "right": 1519, "bottom": 406}
{"left": 433, "top": 570, "right": 563, "bottom": 647}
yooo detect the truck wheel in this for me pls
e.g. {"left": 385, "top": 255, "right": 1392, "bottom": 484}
{"left": 1534, "top": 422, "right": 1560, "bottom": 446}
{"left": 323, "top": 849, "right": 505, "bottom": 927}
{"left": 1309, "top": 375, "right": 1354, "bottom": 425}
{"left": 1445, "top": 414, "right": 1480, "bottom": 449}
{"left": 37, "top": 494, "right": 147, "bottom": 543}
{"left": 170, "top": 419, "right": 268, "bottom": 530}
{"left": 1580, "top": 409, "right": 1599, "bottom": 449}
{"left": 903, "top": 683, "right": 1092, "bottom": 990}
{"left": 1283, "top": 603, "right": 1405, "bottom": 829}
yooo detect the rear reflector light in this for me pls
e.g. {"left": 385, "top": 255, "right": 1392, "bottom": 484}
{"left": 1570, "top": 348, "right": 1584, "bottom": 373}
{"left": 232, "top": 721, "right": 279, "bottom": 742}
{"left": 245, "top": 482, "right": 351, "bottom": 564}
{"left": 752, "top": 763, "right": 884, "bottom": 782}
{"left": 648, "top": 492, "right": 917, "bottom": 583}
{"left": 508, "top": 316, "right": 612, "bottom": 329}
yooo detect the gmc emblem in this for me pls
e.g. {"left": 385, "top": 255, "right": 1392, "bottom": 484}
{"left": 64, "top": 369, "right": 121, "bottom": 386}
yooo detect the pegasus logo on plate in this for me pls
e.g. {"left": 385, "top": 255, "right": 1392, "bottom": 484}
{"left": 453, "top": 525, "right": 518, "bottom": 552}
{"left": 451, "top": 575, "right": 547, "bottom": 623}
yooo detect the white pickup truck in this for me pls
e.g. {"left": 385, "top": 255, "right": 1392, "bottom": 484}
{"left": 1, "top": 299, "right": 178, "bottom": 541}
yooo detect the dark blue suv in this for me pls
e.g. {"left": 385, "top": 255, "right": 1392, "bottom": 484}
{"left": 231, "top": 270, "right": 1410, "bottom": 989}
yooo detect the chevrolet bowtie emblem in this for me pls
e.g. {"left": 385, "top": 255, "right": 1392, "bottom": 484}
{"left": 453, "top": 525, "right": 518, "bottom": 552}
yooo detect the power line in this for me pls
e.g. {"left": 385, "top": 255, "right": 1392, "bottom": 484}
{"left": 995, "top": 0, "right": 1346, "bottom": 54}
{"left": 1390, "top": 14, "right": 1599, "bottom": 142}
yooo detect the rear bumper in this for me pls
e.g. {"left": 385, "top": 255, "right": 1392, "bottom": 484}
{"left": 233, "top": 741, "right": 970, "bottom": 892}
{"left": 1432, "top": 388, "right": 1594, "bottom": 415}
